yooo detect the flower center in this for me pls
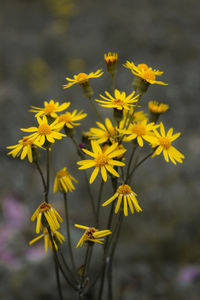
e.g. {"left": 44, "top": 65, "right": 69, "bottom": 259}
{"left": 113, "top": 98, "right": 124, "bottom": 106}
{"left": 132, "top": 123, "right": 146, "bottom": 136}
{"left": 38, "top": 123, "right": 51, "bottom": 135}
{"left": 137, "top": 64, "right": 148, "bottom": 71}
{"left": 76, "top": 73, "right": 89, "bottom": 84}
{"left": 58, "top": 113, "right": 72, "bottom": 123}
{"left": 57, "top": 169, "right": 68, "bottom": 178}
{"left": 117, "top": 184, "right": 132, "bottom": 195}
{"left": 95, "top": 154, "right": 109, "bottom": 167}
{"left": 159, "top": 137, "right": 171, "bottom": 149}
{"left": 44, "top": 103, "right": 56, "bottom": 114}
{"left": 86, "top": 227, "right": 96, "bottom": 239}
{"left": 39, "top": 202, "right": 51, "bottom": 213}
{"left": 142, "top": 70, "right": 156, "bottom": 81}
{"left": 22, "top": 137, "right": 33, "bottom": 145}
{"left": 43, "top": 228, "right": 49, "bottom": 235}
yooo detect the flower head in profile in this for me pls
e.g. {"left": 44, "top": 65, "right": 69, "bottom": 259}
{"left": 58, "top": 110, "right": 87, "bottom": 129}
{"left": 29, "top": 227, "right": 65, "bottom": 253}
{"left": 148, "top": 101, "right": 169, "bottom": 114}
{"left": 7, "top": 136, "right": 41, "bottom": 163}
{"left": 120, "top": 119, "right": 159, "bottom": 147}
{"left": 63, "top": 69, "right": 103, "bottom": 89}
{"left": 96, "top": 89, "right": 138, "bottom": 110}
{"left": 53, "top": 167, "right": 78, "bottom": 193}
{"left": 31, "top": 202, "right": 63, "bottom": 233}
{"left": 21, "top": 116, "right": 66, "bottom": 146}
{"left": 89, "top": 118, "right": 120, "bottom": 144}
{"left": 77, "top": 141, "right": 126, "bottom": 184}
{"left": 104, "top": 52, "right": 118, "bottom": 75}
{"left": 29, "top": 100, "right": 70, "bottom": 118}
{"left": 102, "top": 184, "right": 142, "bottom": 216}
{"left": 104, "top": 52, "right": 118, "bottom": 65}
{"left": 74, "top": 224, "right": 111, "bottom": 248}
{"left": 151, "top": 122, "right": 185, "bottom": 164}
{"left": 124, "top": 61, "right": 167, "bottom": 85}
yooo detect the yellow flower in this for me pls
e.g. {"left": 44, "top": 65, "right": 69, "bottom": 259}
{"left": 95, "top": 89, "right": 138, "bottom": 110}
{"left": 124, "top": 108, "right": 148, "bottom": 123}
{"left": 124, "top": 61, "right": 167, "bottom": 85}
{"left": 148, "top": 101, "right": 169, "bottom": 114}
{"left": 21, "top": 116, "right": 66, "bottom": 146}
{"left": 29, "top": 227, "right": 65, "bottom": 253}
{"left": 53, "top": 167, "right": 78, "bottom": 193}
{"left": 6, "top": 136, "right": 41, "bottom": 163}
{"left": 121, "top": 119, "right": 159, "bottom": 147}
{"left": 58, "top": 110, "right": 87, "bottom": 129}
{"left": 74, "top": 224, "right": 111, "bottom": 248}
{"left": 152, "top": 122, "right": 185, "bottom": 164}
{"left": 77, "top": 141, "right": 126, "bottom": 184}
{"left": 63, "top": 69, "right": 103, "bottom": 89}
{"left": 102, "top": 184, "right": 142, "bottom": 216}
{"left": 29, "top": 100, "right": 71, "bottom": 118}
{"left": 89, "top": 118, "right": 119, "bottom": 143}
{"left": 104, "top": 52, "right": 118, "bottom": 65}
{"left": 31, "top": 202, "right": 63, "bottom": 234}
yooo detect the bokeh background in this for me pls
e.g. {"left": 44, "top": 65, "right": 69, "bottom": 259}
{"left": 1, "top": 0, "right": 200, "bottom": 299}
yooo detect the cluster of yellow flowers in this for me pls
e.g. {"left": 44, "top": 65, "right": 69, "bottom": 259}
{"left": 7, "top": 52, "right": 184, "bottom": 255}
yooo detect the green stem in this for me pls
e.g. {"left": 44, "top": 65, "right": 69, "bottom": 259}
{"left": 53, "top": 249, "right": 63, "bottom": 300}
{"left": 107, "top": 211, "right": 124, "bottom": 300}
{"left": 45, "top": 148, "right": 50, "bottom": 203}
{"left": 128, "top": 151, "right": 153, "bottom": 182}
{"left": 47, "top": 227, "right": 78, "bottom": 291}
{"left": 79, "top": 244, "right": 93, "bottom": 298}
{"left": 111, "top": 74, "right": 115, "bottom": 96}
{"left": 34, "top": 161, "right": 47, "bottom": 195}
{"left": 63, "top": 193, "right": 77, "bottom": 275}
{"left": 125, "top": 143, "right": 138, "bottom": 184}
{"left": 95, "top": 180, "right": 104, "bottom": 228}
{"left": 59, "top": 249, "right": 78, "bottom": 285}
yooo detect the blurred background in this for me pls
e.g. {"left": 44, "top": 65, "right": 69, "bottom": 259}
{"left": 0, "top": 0, "right": 200, "bottom": 299}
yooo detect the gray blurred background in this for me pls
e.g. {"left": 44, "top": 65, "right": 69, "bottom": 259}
{"left": 0, "top": 0, "right": 200, "bottom": 299}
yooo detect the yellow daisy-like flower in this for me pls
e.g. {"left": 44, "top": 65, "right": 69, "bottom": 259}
{"left": 63, "top": 69, "right": 103, "bottom": 89}
{"left": 102, "top": 184, "right": 142, "bottom": 216}
{"left": 6, "top": 136, "right": 41, "bottom": 163}
{"left": 95, "top": 89, "right": 138, "bottom": 110}
{"left": 31, "top": 202, "right": 63, "bottom": 234}
{"left": 148, "top": 101, "right": 169, "bottom": 114}
{"left": 29, "top": 100, "right": 71, "bottom": 118}
{"left": 102, "top": 142, "right": 126, "bottom": 160}
{"left": 21, "top": 116, "right": 66, "bottom": 146}
{"left": 29, "top": 227, "right": 65, "bottom": 253}
{"left": 58, "top": 110, "right": 87, "bottom": 129}
{"left": 104, "top": 52, "right": 118, "bottom": 65}
{"left": 77, "top": 141, "right": 126, "bottom": 184}
{"left": 89, "top": 118, "right": 120, "bottom": 143}
{"left": 124, "top": 108, "right": 148, "bottom": 123}
{"left": 74, "top": 224, "right": 112, "bottom": 248}
{"left": 53, "top": 167, "right": 78, "bottom": 193}
{"left": 121, "top": 119, "right": 159, "bottom": 147}
{"left": 124, "top": 61, "right": 167, "bottom": 85}
{"left": 152, "top": 122, "right": 185, "bottom": 165}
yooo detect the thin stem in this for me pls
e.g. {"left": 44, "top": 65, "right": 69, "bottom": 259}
{"left": 107, "top": 211, "right": 124, "bottom": 300}
{"left": 125, "top": 143, "right": 138, "bottom": 184}
{"left": 128, "top": 151, "right": 154, "bottom": 181}
{"left": 70, "top": 135, "right": 84, "bottom": 159}
{"left": 84, "top": 172, "right": 97, "bottom": 220}
{"left": 79, "top": 244, "right": 92, "bottom": 298}
{"left": 59, "top": 250, "right": 79, "bottom": 285}
{"left": 34, "top": 161, "right": 47, "bottom": 193}
{"left": 63, "top": 193, "right": 77, "bottom": 275}
{"left": 47, "top": 227, "right": 78, "bottom": 291}
{"left": 45, "top": 148, "right": 50, "bottom": 203}
{"left": 53, "top": 249, "right": 63, "bottom": 300}
{"left": 111, "top": 74, "right": 115, "bottom": 96}
{"left": 95, "top": 179, "right": 104, "bottom": 228}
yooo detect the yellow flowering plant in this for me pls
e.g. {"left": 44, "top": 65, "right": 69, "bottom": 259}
{"left": 7, "top": 52, "right": 184, "bottom": 300}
